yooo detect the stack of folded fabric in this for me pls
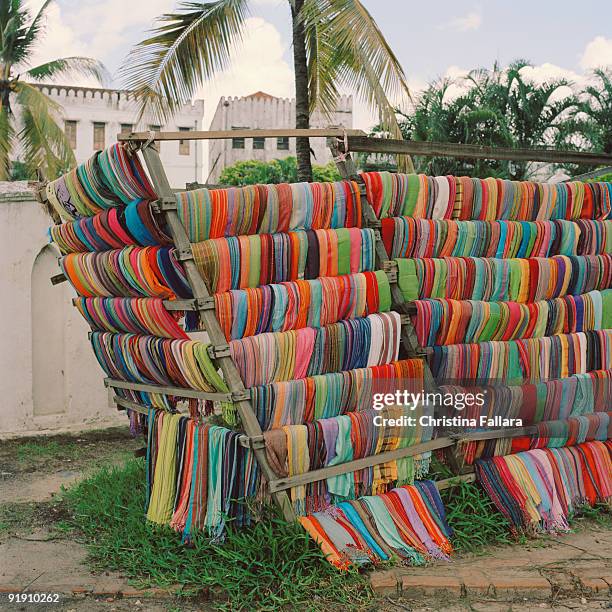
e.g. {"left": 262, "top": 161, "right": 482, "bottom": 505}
{"left": 362, "top": 171, "right": 612, "bottom": 221}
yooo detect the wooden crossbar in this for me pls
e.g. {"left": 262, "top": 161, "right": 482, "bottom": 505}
{"left": 119, "top": 128, "right": 366, "bottom": 142}
{"left": 104, "top": 377, "right": 234, "bottom": 402}
{"left": 341, "top": 136, "right": 612, "bottom": 166}
{"left": 268, "top": 437, "right": 455, "bottom": 493}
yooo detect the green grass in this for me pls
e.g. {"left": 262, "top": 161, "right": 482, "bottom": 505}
{"left": 440, "top": 478, "right": 516, "bottom": 553}
{"left": 16, "top": 440, "right": 84, "bottom": 462}
{"left": 62, "top": 459, "right": 373, "bottom": 611}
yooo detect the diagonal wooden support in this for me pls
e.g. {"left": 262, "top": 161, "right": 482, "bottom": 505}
{"left": 139, "top": 143, "right": 296, "bottom": 523}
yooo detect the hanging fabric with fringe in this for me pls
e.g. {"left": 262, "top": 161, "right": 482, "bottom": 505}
{"left": 50, "top": 199, "right": 171, "bottom": 254}
{"left": 252, "top": 359, "right": 425, "bottom": 430}
{"left": 412, "top": 290, "right": 612, "bottom": 347}
{"left": 475, "top": 441, "right": 612, "bottom": 533}
{"left": 429, "top": 330, "right": 612, "bottom": 385}
{"left": 74, "top": 297, "right": 187, "bottom": 339}
{"left": 300, "top": 480, "right": 453, "bottom": 569}
{"left": 381, "top": 218, "right": 612, "bottom": 260}
{"left": 394, "top": 254, "right": 612, "bottom": 302}
{"left": 177, "top": 179, "right": 363, "bottom": 241}
{"left": 263, "top": 406, "right": 433, "bottom": 515}
{"left": 46, "top": 144, "right": 156, "bottom": 220}
{"left": 230, "top": 312, "right": 402, "bottom": 387}
{"left": 361, "top": 172, "right": 612, "bottom": 221}
{"left": 511, "top": 412, "right": 611, "bottom": 452}
{"left": 90, "top": 333, "right": 231, "bottom": 414}
{"left": 145, "top": 411, "right": 257, "bottom": 537}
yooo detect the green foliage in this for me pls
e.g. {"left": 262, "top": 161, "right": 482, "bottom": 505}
{"left": 440, "top": 479, "right": 515, "bottom": 553}
{"left": 563, "top": 69, "right": 612, "bottom": 158}
{"left": 219, "top": 156, "right": 341, "bottom": 186}
{"left": 586, "top": 172, "right": 612, "bottom": 183}
{"left": 366, "top": 60, "right": 612, "bottom": 181}
{"left": 10, "top": 160, "right": 32, "bottom": 180}
{"left": 64, "top": 460, "right": 371, "bottom": 610}
{"left": 0, "top": 0, "right": 107, "bottom": 180}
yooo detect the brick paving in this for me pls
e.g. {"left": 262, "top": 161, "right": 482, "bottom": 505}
{"left": 370, "top": 527, "right": 612, "bottom": 604}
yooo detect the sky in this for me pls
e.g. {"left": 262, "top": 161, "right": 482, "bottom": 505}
{"left": 25, "top": 0, "right": 612, "bottom": 133}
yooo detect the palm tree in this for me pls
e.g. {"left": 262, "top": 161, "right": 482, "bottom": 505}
{"left": 120, "top": 0, "right": 412, "bottom": 182}
{"left": 565, "top": 69, "right": 612, "bottom": 155}
{"left": 0, "top": 0, "right": 107, "bottom": 180}
{"left": 370, "top": 61, "right": 579, "bottom": 180}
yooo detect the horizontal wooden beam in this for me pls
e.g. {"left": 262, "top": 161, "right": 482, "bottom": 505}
{"left": 104, "top": 377, "right": 233, "bottom": 402}
{"left": 119, "top": 128, "right": 366, "bottom": 143}
{"left": 114, "top": 395, "right": 156, "bottom": 415}
{"left": 452, "top": 426, "right": 536, "bottom": 443}
{"left": 435, "top": 472, "right": 476, "bottom": 490}
{"left": 113, "top": 395, "right": 255, "bottom": 448}
{"left": 267, "top": 436, "right": 454, "bottom": 493}
{"left": 345, "top": 136, "right": 612, "bottom": 166}
{"left": 66, "top": 295, "right": 198, "bottom": 311}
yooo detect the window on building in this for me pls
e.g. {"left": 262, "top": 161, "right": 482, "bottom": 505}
{"left": 232, "top": 137, "right": 245, "bottom": 149}
{"left": 120, "top": 123, "right": 133, "bottom": 136}
{"left": 179, "top": 127, "right": 191, "bottom": 155}
{"left": 93, "top": 122, "right": 105, "bottom": 150}
{"left": 253, "top": 137, "right": 265, "bottom": 150}
{"left": 277, "top": 136, "right": 289, "bottom": 150}
{"left": 64, "top": 120, "right": 77, "bottom": 149}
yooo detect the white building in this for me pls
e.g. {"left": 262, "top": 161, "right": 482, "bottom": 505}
{"left": 0, "top": 183, "right": 123, "bottom": 437}
{"left": 207, "top": 92, "right": 353, "bottom": 183}
{"left": 36, "top": 84, "right": 205, "bottom": 189}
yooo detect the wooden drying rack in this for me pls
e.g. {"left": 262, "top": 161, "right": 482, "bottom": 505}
{"left": 45, "top": 128, "right": 601, "bottom": 522}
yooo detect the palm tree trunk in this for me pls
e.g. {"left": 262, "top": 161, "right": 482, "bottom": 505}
{"left": 290, "top": 0, "right": 313, "bottom": 182}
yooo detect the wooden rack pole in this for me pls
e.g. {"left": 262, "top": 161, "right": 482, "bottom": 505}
{"left": 118, "top": 128, "right": 366, "bottom": 143}
{"left": 342, "top": 136, "right": 612, "bottom": 166}
{"left": 138, "top": 142, "right": 296, "bottom": 523}
{"left": 268, "top": 437, "right": 454, "bottom": 493}
{"left": 104, "top": 377, "right": 234, "bottom": 402}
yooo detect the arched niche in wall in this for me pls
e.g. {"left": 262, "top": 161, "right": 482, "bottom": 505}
{"left": 31, "top": 244, "right": 66, "bottom": 416}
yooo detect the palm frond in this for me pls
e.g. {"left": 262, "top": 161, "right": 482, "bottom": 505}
{"left": 0, "top": 0, "right": 32, "bottom": 70}
{"left": 16, "top": 82, "right": 74, "bottom": 178}
{"left": 302, "top": 0, "right": 412, "bottom": 170}
{"left": 0, "top": 106, "right": 15, "bottom": 180}
{"left": 119, "top": 0, "right": 249, "bottom": 123}
{"left": 22, "top": 0, "right": 54, "bottom": 49}
{"left": 27, "top": 56, "right": 110, "bottom": 84}
{"left": 303, "top": 16, "right": 340, "bottom": 118}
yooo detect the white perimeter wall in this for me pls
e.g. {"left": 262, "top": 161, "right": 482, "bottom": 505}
{"left": 0, "top": 183, "right": 122, "bottom": 438}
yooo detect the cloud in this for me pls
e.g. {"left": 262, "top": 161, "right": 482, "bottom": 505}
{"left": 439, "top": 11, "right": 482, "bottom": 33}
{"left": 198, "top": 16, "right": 294, "bottom": 126}
{"left": 23, "top": 2, "right": 100, "bottom": 85}
{"left": 24, "top": 0, "right": 175, "bottom": 82}
{"left": 580, "top": 36, "right": 612, "bottom": 71}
